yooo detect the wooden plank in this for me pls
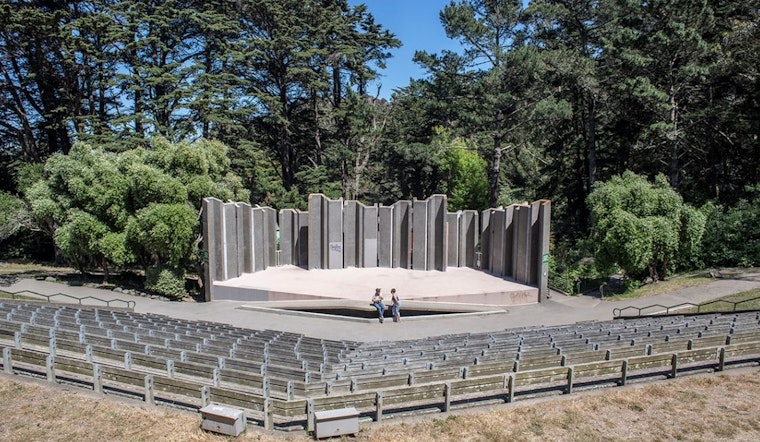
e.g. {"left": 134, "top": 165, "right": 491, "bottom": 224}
{"left": 54, "top": 355, "right": 94, "bottom": 378}
{"left": 626, "top": 353, "right": 673, "bottom": 372}
{"left": 381, "top": 384, "right": 446, "bottom": 406}
{"left": 573, "top": 360, "right": 624, "bottom": 379}
{"left": 209, "top": 386, "right": 266, "bottom": 413}
{"left": 153, "top": 376, "right": 204, "bottom": 405}
{"left": 514, "top": 367, "right": 569, "bottom": 386}
{"left": 450, "top": 375, "right": 504, "bottom": 396}
{"left": 676, "top": 348, "right": 718, "bottom": 366}
{"left": 354, "top": 374, "right": 409, "bottom": 391}
{"left": 312, "top": 391, "right": 376, "bottom": 409}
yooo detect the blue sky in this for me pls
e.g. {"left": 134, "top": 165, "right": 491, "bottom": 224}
{"left": 348, "top": 0, "right": 462, "bottom": 99}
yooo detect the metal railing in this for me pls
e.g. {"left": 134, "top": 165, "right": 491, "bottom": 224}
{"left": 614, "top": 296, "right": 760, "bottom": 318}
{"left": 0, "top": 289, "right": 135, "bottom": 310}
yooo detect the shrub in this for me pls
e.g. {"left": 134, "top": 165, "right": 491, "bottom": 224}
{"left": 145, "top": 266, "right": 187, "bottom": 300}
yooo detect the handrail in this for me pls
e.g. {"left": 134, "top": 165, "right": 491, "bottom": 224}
{"left": 613, "top": 295, "right": 760, "bottom": 318}
{"left": 0, "top": 289, "right": 135, "bottom": 310}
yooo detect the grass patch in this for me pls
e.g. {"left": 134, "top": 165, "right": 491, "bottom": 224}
{"left": 0, "top": 261, "right": 75, "bottom": 276}
{"left": 606, "top": 275, "right": 715, "bottom": 300}
{"left": 0, "top": 290, "right": 38, "bottom": 301}
{"left": 679, "top": 288, "right": 760, "bottom": 314}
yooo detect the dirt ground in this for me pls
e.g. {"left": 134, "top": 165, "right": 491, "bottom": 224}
{"left": 1, "top": 366, "right": 759, "bottom": 442}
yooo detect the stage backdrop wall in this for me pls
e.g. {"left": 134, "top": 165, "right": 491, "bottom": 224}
{"left": 202, "top": 194, "right": 550, "bottom": 302}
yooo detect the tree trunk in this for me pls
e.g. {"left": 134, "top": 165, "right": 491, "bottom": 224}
{"left": 488, "top": 109, "right": 503, "bottom": 208}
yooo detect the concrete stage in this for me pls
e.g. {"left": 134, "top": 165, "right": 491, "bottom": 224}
{"left": 212, "top": 265, "right": 538, "bottom": 306}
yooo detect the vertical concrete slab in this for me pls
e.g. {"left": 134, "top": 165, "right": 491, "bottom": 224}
{"left": 252, "top": 207, "right": 265, "bottom": 272}
{"left": 480, "top": 209, "right": 491, "bottom": 271}
{"left": 308, "top": 194, "right": 325, "bottom": 269}
{"left": 529, "top": 201, "right": 541, "bottom": 285}
{"left": 262, "top": 207, "right": 277, "bottom": 268}
{"left": 223, "top": 203, "right": 238, "bottom": 280}
{"left": 297, "top": 211, "right": 309, "bottom": 267}
{"left": 503, "top": 205, "right": 515, "bottom": 279}
{"left": 378, "top": 206, "right": 393, "bottom": 268}
{"left": 412, "top": 199, "right": 427, "bottom": 270}
{"left": 427, "top": 195, "right": 447, "bottom": 271}
{"left": 459, "top": 211, "right": 478, "bottom": 268}
{"left": 343, "top": 201, "right": 359, "bottom": 268}
{"left": 512, "top": 204, "right": 532, "bottom": 284}
{"left": 489, "top": 209, "right": 505, "bottom": 276}
{"left": 279, "top": 209, "right": 295, "bottom": 266}
{"left": 361, "top": 204, "right": 378, "bottom": 268}
{"left": 202, "top": 198, "right": 225, "bottom": 301}
{"left": 327, "top": 199, "right": 343, "bottom": 269}
{"left": 237, "top": 203, "right": 253, "bottom": 274}
{"left": 447, "top": 212, "right": 460, "bottom": 267}
{"left": 392, "top": 201, "right": 411, "bottom": 269}
{"left": 536, "top": 200, "right": 551, "bottom": 302}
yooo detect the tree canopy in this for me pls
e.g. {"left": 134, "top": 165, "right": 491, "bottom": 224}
{"left": 1, "top": 0, "right": 759, "bottom": 292}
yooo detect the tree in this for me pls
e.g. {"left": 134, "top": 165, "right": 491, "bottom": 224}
{"left": 25, "top": 138, "right": 248, "bottom": 294}
{"left": 601, "top": 0, "right": 717, "bottom": 190}
{"left": 435, "top": 129, "right": 488, "bottom": 211}
{"left": 700, "top": 186, "right": 760, "bottom": 267}
{"left": 434, "top": 0, "right": 529, "bottom": 207}
{"left": 588, "top": 171, "right": 705, "bottom": 283}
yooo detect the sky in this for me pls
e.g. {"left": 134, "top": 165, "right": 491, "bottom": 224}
{"left": 347, "top": 0, "right": 462, "bottom": 99}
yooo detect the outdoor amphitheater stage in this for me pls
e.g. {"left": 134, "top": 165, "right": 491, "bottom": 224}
{"left": 211, "top": 265, "right": 538, "bottom": 306}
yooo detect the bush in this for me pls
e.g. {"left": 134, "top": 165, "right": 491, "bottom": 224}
{"left": 700, "top": 188, "right": 760, "bottom": 267}
{"left": 145, "top": 266, "right": 187, "bottom": 300}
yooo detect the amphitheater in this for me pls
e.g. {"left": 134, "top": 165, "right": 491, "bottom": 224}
{"left": 1, "top": 195, "right": 759, "bottom": 437}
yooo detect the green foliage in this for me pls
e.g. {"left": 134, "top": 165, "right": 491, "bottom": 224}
{"left": 700, "top": 188, "right": 760, "bottom": 267}
{"left": 548, "top": 241, "right": 600, "bottom": 295}
{"left": 588, "top": 171, "right": 705, "bottom": 281}
{"left": 0, "top": 191, "right": 29, "bottom": 241}
{"left": 436, "top": 129, "right": 489, "bottom": 211}
{"left": 54, "top": 210, "right": 109, "bottom": 273}
{"left": 25, "top": 139, "right": 247, "bottom": 281}
{"left": 145, "top": 266, "right": 187, "bottom": 300}
{"left": 126, "top": 204, "right": 197, "bottom": 268}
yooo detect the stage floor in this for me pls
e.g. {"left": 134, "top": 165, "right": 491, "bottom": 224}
{"left": 212, "top": 266, "right": 538, "bottom": 307}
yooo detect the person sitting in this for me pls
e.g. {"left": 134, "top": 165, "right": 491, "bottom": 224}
{"left": 371, "top": 288, "right": 385, "bottom": 323}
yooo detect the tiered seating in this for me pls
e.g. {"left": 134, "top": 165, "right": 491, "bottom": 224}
{"left": 1, "top": 299, "right": 759, "bottom": 432}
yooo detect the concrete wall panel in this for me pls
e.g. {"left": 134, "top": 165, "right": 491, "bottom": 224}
{"left": 459, "top": 211, "right": 478, "bottom": 267}
{"left": 447, "top": 212, "right": 460, "bottom": 267}
{"left": 392, "top": 201, "right": 411, "bottom": 268}
{"left": 489, "top": 209, "right": 505, "bottom": 276}
{"left": 361, "top": 204, "right": 378, "bottom": 268}
{"left": 202, "top": 198, "right": 224, "bottom": 301}
{"left": 480, "top": 209, "right": 491, "bottom": 271}
{"left": 223, "top": 203, "right": 238, "bottom": 280}
{"left": 237, "top": 203, "right": 253, "bottom": 274}
{"left": 412, "top": 200, "right": 427, "bottom": 270}
{"left": 512, "top": 204, "right": 532, "bottom": 284}
{"left": 262, "top": 207, "right": 277, "bottom": 268}
{"left": 327, "top": 199, "right": 343, "bottom": 269}
{"left": 252, "top": 207, "right": 264, "bottom": 272}
{"left": 279, "top": 209, "right": 295, "bottom": 266}
{"left": 378, "top": 206, "right": 393, "bottom": 267}
{"left": 427, "top": 195, "right": 447, "bottom": 271}
{"left": 343, "top": 201, "right": 359, "bottom": 268}
{"left": 308, "top": 194, "right": 325, "bottom": 269}
{"left": 503, "top": 205, "right": 515, "bottom": 279}
{"left": 297, "top": 211, "right": 309, "bottom": 267}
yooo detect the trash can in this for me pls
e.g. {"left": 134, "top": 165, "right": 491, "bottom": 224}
{"left": 200, "top": 404, "right": 246, "bottom": 436}
{"left": 314, "top": 407, "right": 359, "bottom": 439}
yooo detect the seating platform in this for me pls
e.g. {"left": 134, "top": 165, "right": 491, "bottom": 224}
{"left": 2, "top": 298, "right": 759, "bottom": 433}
